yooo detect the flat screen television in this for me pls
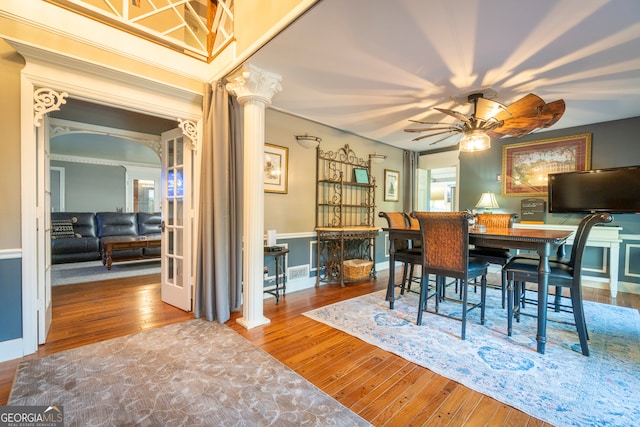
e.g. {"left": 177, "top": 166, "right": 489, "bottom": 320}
{"left": 548, "top": 165, "right": 640, "bottom": 213}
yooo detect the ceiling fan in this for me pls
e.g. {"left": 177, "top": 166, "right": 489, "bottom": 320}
{"left": 405, "top": 91, "right": 565, "bottom": 151}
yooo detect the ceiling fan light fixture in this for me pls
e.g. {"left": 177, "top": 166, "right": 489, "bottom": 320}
{"left": 459, "top": 130, "right": 491, "bottom": 152}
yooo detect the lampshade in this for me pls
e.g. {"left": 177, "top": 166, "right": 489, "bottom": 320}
{"left": 295, "top": 134, "right": 322, "bottom": 149}
{"left": 430, "top": 185, "right": 445, "bottom": 201}
{"left": 475, "top": 192, "right": 499, "bottom": 213}
{"left": 459, "top": 130, "right": 491, "bottom": 152}
{"left": 369, "top": 153, "right": 387, "bottom": 163}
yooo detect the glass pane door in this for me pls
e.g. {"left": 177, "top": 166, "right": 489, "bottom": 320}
{"left": 161, "top": 128, "right": 191, "bottom": 311}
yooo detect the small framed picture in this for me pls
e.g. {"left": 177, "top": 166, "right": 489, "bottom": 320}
{"left": 384, "top": 169, "right": 400, "bottom": 202}
{"left": 353, "top": 168, "right": 369, "bottom": 184}
{"left": 264, "top": 143, "right": 288, "bottom": 194}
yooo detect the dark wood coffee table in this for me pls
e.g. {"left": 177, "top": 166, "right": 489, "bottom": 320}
{"left": 101, "top": 235, "right": 162, "bottom": 270}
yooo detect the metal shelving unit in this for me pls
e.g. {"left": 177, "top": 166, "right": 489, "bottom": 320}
{"left": 315, "top": 144, "right": 377, "bottom": 286}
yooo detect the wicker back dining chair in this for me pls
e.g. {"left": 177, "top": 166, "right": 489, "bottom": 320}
{"left": 505, "top": 212, "right": 614, "bottom": 356}
{"left": 413, "top": 211, "right": 490, "bottom": 340}
{"left": 402, "top": 212, "right": 422, "bottom": 247}
{"left": 469, "top": 213, "right": 518, "bottom": 308}
{"left": 401, "top": 212, "right": 423, "bottom": 292}
{"left": 379, "top": 212, "right": 421, "bottom": 295}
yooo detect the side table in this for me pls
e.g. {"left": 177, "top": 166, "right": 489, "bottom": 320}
{"left": 264, "top": 246, "right": 289, "bottom": 304}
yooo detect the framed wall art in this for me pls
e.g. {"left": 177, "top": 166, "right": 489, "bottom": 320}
{"left": 264, "top": 143, "right": 288, "bottom": 194}
{"left": 384, "top": 169, "right": 400, "bottom": 202}
{"left": 502, "top": 133, "right": 591, "bottom": 197}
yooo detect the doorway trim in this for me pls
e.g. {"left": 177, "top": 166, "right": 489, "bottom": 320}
{"left": 11, "top": 39, "right": 202, "bottom": 357}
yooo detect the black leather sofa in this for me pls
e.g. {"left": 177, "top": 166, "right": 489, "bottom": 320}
{"left": 51, "top": 212, "right": 161, "bottom": 264}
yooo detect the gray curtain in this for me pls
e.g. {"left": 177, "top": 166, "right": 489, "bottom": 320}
{"left": 194, "top": 81, "right": 244, "bottom": 322}
{"left": 403, "top": 150, "right": 419, "bottom": 213}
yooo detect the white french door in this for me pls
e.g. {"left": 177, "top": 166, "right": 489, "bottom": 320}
{"left": 37, "top": 115, "right": 52, "bottom": 344}
{"left": 160, "top": 128, "right": 193, "bottom": 311}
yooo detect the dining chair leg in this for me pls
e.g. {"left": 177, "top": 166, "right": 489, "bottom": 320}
{"left": 407, "top": 264, "right": 415, "bottom": 293}
{"left": 570, "top": 288, "right": 590, "bottom": 356}
{"left": 400, "top": 263, "right": 409, "bottom": 294}
{"left": 435, "top": 276, "right": 443, "bottom": 313}
{"left": 501, "top": 270, "right": 507, "bottom": 309}
{"left": 417, "top": 272, "right": 428, "bottom": 326}
{"left": 515, "top": 281, "right": 523, "bottom": 323}
{"left": 480, "top": 274, "right": 487, "bottom": 325}
{"left": 507, "top": 276, "right": 515, "bottom": 336}
{"left": 553, "top": 286, "right": 562, "bottom": 311}
{"left": 461, "top": 278, "right": 468, "bottom": 340}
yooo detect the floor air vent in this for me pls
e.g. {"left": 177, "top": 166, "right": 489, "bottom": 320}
{"left": 288, "top": 265, "right": 309, "bottom": 281}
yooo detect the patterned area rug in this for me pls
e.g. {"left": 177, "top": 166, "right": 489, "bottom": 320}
{"left": 52, "top": 259, "right": 160, "bottom": 285}
{"left": 304, "top": 288, "right": 640, "bottom": 427}
{"left": 9, "top": 320, "right": 370, "bottom": 426}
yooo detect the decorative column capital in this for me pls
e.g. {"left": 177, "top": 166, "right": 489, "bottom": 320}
{"left": 225, "top": 63, "right": 282, "bottom": 106}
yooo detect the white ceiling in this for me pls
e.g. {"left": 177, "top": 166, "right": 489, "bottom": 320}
{"left": 248, "top": 0, "right": 640, "bottom": 152}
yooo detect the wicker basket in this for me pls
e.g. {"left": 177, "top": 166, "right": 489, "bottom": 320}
{"left": 343, "top": 259, "right": 373, "bottom": 280}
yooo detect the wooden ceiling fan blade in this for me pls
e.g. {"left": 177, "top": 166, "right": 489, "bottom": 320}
{"left": 493, "top": 117, "right": 548, "bottom": 137}
{"left": 474, "top": 98, "right": 508, "bottom": 121}
{"left": 479, "top": 120, "right": 504, "bottom": 132}
{"left": 485, "top": 127, "right": 510, "bottom": 139}
{"left": 434, "top": 107, "right": 471, "bottom": 124}
{"left": 493, "top": 93, "right": 545, "bottom": 121}
{"left": 488, "top": 120, "right": 535, "bottom": 138}
{"left": 429, "top": 133, "right": 459, "bottom": 146}
{"left": 405, "top": 126, "right": 461, "bottom": 133}
{"left": 495, "top": 99, "right": 564, "bottom": 137}
{"left": 538, "top": 99, "right": 566, "bottom": 128}
{"left": 490, "top": 94, "right": 560, "bottom": 137}
{"left": 411, "top": 129, "right": 459, "bottom": 142}
{"left": 409, "top": 119, "right": 455, "bottom": 125}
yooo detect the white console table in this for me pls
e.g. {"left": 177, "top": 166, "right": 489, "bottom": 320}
{"left": 514, "top": 223, "right": 622, "bottom": 297}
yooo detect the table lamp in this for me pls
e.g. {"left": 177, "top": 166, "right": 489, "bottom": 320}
{"left": 475, "top": 192, "right": 499, "bottom": 213}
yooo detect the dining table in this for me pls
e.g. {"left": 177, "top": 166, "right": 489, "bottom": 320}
{"left": 383, "top": 225, "right": 574, "bottom": 354}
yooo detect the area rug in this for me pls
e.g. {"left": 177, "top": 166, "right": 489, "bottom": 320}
{"left": 52, "top": 259, "right": 161, "bottom": 286}
{"left": 304, "top": 288, "right": 640, "bottom": 427}
{"left": 9, "top": 319, "right": 370, "bottom": 426}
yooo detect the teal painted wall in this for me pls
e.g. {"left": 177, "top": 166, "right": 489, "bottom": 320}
{"left": 0, "top": 257, "right": 22, "bottom": 341}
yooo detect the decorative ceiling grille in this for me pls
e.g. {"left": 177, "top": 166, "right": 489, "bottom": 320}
{"left": 45, "top": 0, "right": 234, "bottom": 62}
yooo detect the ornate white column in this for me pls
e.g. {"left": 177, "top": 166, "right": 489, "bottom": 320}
{"left": 226, "top": 63, "right": 282, "bottom": 329}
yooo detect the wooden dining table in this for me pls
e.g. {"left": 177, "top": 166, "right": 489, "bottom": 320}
{"left": 383, "top": 225, "right": 573, "bottom": 354}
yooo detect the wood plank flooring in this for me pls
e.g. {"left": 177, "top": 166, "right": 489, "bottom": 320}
{"left": 1, "top": 270, "right": 637, "bottom": 426}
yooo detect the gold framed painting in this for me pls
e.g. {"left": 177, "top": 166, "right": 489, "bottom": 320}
{"left": 502, "top": 133, "right": 591, "bottom": 197}
{"left": 264, "top": 143, "right": 288, "bottom": 194}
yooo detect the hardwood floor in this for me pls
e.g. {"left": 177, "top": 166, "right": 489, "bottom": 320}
{"left": 1, "top": 270, "right": 638, "bottom": 426}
